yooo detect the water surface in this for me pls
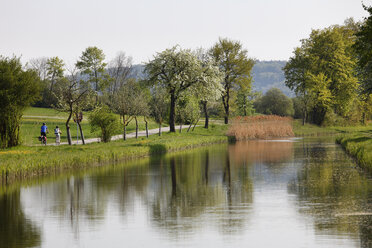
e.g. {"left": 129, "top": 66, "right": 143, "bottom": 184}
{"left": 1, "top": 137, "right": 371, "bottom": 248}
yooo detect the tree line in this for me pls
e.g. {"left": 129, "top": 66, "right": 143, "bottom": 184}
{"left": 2, "top": 4, "right": 372, "bottom": 148}
{"left": 284, "top": 9, "right": 372, "bottom": 126}
{"left": 0, "top": 38, "right": 257, "bottom": 148}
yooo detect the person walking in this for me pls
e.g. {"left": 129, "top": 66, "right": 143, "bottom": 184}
{"left": 54, "top": 126, "right": 62, "bottom": 145}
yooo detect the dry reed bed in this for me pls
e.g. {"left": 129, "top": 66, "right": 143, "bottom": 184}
{"left": 227, "top": 115, "right": 294, "bottom": 140}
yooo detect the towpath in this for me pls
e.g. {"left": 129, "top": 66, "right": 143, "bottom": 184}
{"left": 49, "top": 125, "right": 194, "bottom": 145}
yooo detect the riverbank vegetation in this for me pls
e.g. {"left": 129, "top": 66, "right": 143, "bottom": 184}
{"left": 0, "top": 125, "right": 228, "bottom": 184}
{"left": 284, "top": 15, "right": 372, "bottom": 127}
{"left": 336, "top": 126, "right": 372, "bottom": 173}
{"left": 227, "top": 115, "right": 294, "bottom": 140}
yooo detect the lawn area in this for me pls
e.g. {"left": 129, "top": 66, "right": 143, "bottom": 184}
{"left": 21, "top": 107, "right": 166, "bottom": 145}
{"left": 0, "top": 124, "right": 228, "bottom": 183}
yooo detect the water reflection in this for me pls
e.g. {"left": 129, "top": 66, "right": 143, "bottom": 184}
{"left": 0, "top": 138, "right": 371, "bottom": 247}
{"left": 0, "top": 191, "right": 40, "bottom": 248}
{"left": 229, "top": 140, "right": 294, "bottom": 164}
{"left": 147, "top": 148, "right": 253, "bottom": 237}
{"left": 289, "top": 138, "right": 372, "bottom": 247}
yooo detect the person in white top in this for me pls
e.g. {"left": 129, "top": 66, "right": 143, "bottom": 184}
{"left": 54, "top": 126, "right": 62, "bottom": 145}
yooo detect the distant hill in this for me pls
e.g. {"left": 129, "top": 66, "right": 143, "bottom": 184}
{"left": 251, "top": 60, "right": 293, "bottom": 97}
{"left": 130, "top": 60, "right": 293, "bottom": 97}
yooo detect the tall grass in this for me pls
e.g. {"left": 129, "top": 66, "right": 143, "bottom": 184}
{"left": 227, "top": 115, "right": 294, "bottom": 140}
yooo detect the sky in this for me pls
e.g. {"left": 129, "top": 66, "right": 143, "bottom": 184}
{"left": 1, "top": 0, "right": 371, "bottom": 66}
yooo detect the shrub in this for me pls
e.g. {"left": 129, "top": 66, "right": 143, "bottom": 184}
{"left": 89, "top": 106, "right": 119, "bottom": 142}
{"left": 254, "top": 88, "right": 294, "bottom": 116}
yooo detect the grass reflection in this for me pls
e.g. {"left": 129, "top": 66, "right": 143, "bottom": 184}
{"left": 289, "top": 139, "right": 372, "bottom": 247}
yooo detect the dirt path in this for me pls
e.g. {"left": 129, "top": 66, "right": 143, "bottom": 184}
{"left": 48, "top": 125, "right": 195, "bottom": 145}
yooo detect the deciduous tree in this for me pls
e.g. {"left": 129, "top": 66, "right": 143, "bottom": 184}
{"left": 0, "top": 56, "right": 40, "bottom": 148}
{"left": 145, "top": 46, "right": 205, "bottom": 132}
{"left": 209, "top": 38, "right": 255, "bottom": 124}
{"left": 54, "top": 66, "right": 91, "bottom": 145}
{"left": 76, "top": 46, "right": 109, "bottom": 105}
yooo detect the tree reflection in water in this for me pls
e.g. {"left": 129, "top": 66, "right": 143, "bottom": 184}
{"left": 289, "top": 138, "right": 372, "bottom": 247}
{"left": 0, "top": 191, "right": 40, "bottom": 248}
{"left": 1, "top": 139, "right": 371, "bottom": 247}
{"left": 148, "top": 146, "right": 253, "bottom": 237}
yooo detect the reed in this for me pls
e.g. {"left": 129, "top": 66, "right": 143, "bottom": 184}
{"left": 227, "top": 115, "right": 294, "bottom": 140}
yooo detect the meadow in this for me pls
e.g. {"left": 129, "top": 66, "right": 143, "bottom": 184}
{"left": 21, "top": 107, "right": 164, "bottom": 145}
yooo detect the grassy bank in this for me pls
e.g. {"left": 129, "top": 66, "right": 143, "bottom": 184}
{"left": 336, "top": 131, "right": 372, "bottom": 173}
{"left": 0, "top": 125, "right": 228, "bottom": 184}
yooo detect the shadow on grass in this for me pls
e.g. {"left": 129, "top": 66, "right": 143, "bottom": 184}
{"left": 345, "top": 136, "right": 371, "bottom": 144}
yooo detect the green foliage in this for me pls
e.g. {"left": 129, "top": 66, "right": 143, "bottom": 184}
{"left": 176, "top": 94, "right": 200, "bottom": 125}
{"left": 145, "top": 46, "right": 213, "bottom": 132}
{"left": 354, "top": 6, "right": 372, "bottom": 95}
{"left": 0, "top": 56, "right": 41, "bottom": 148}
{"left": 150, "top": 85, "right": 169, "bottom": 125}
{"left": 254, "top": 88, "right": 294, "bottom": 116}
{"left": 89, "top": 105, "right": 119, "bottom": 142}
{"left": 284, "top": 23, "right": 360, "bottom": 125}
{"left": 236, "top": 87, "right": 258, "bottom": 116}
{"left": 76, "top": 47, "right": 109, "bottom": 102}
{"left": 209, "top": 38, "right": 255, "bottom": 124}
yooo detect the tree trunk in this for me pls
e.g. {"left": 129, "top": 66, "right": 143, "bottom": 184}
{"left": 159, "top": 123, "right": 162, "bottom": 136}
{"left": 222, "top": 88, "right": 230, "bottom": 124}
{"left": 187, "top": 123, "right": 192, "bottom": 132}
{"left": 122, "top": 116, "right": 127, "bottom": 140}
{"left": 169, "top": 92, "right": 176, "bottom": 132}
{"left": 66, "top": 111, "right": 72, "bottom": 145}
{"left": 135, "top": 117, "right": 138, "bottom": 139}
{"left": 192, "top": 118, "right": 199, "bottom": 131}
{"left": 123, "top": 123, "right": 127, "bottom": 140}
{"left": 302, "top": 108, "right": 307, "bottom": 126}
{"left": 78, "top": 122, "right": 85, "bottom": 145}
{"left": 179, "top": 124, "right": 182, "bottom": 133}
{"left": 144, "top": 117, "right": 149, "bottom": 138}
{"left": 203, "top": 101, "right": 209, "bottom": 129}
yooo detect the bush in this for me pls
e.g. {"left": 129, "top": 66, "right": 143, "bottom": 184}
{"left": 254, "top": 88, "right": 294, "bottom": 116}
{"left": 89, "top": 106, "right": 119, "bottom": 142}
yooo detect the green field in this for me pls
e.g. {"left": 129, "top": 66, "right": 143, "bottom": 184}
{"left": 21, "top": 107, "right": 165, "bottom": 145}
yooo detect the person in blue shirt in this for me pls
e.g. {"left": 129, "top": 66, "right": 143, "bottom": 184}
{"left": 41, "top": 123, "right": 48, "bottom": 137}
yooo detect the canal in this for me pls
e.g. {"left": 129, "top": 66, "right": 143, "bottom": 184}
{"left": 0, "top": 137, "right": 371, "bottom": 248}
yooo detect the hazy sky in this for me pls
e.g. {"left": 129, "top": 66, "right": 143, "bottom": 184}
{"left": 0, "top": 0, "right": 371, "bottom": 65}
